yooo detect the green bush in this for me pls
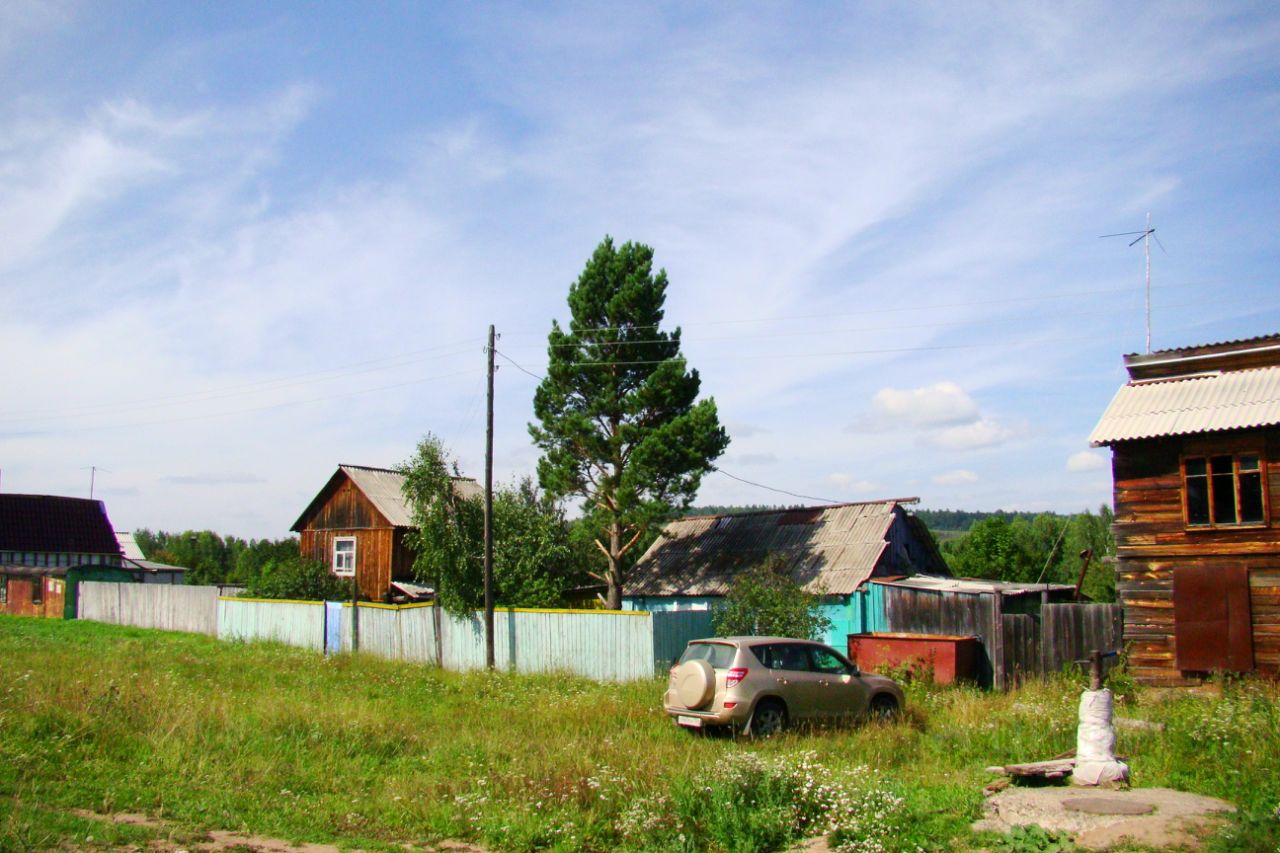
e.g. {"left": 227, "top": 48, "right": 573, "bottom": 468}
{"left": 711, "top": 553, "right": 832, "bottom": 639}
{"left": 239, "top": 557, "right": 352, "bottom": 601}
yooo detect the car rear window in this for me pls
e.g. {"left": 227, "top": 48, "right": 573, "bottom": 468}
{"left": 679, "top": 642, "right": 737, "bottom": 669}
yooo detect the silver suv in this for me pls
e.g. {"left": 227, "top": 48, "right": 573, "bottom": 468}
{"left": 664, "top": 637, "right": 905, "bottom": 736}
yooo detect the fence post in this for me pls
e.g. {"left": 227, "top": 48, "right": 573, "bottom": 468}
{"left": 990, "top": 591, "right": 1005, "bottom": 690}
{"left": 433, "top": 602, "right": 443, "bottom": 668}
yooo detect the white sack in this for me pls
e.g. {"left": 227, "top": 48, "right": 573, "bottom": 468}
{"left": 1076, "top": 688, "right": 1117, "bottom": 760}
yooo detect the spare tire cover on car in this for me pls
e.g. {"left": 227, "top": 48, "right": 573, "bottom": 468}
{"left": 675, "top": 659, "right": 716, "bottom": 709}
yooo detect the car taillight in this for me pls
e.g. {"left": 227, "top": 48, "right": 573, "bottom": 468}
{"left": 726, "top": 667, "right": 748, "bottom": 688}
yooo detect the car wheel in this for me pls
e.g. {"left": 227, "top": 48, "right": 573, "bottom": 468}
{"left": 869, "top": 694, "right": 899, "bottom": 722}
{"left": 750, "top": 700, "right": 787, "bottom": 738}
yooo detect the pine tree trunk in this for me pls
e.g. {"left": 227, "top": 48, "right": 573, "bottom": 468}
{"left": 606, "top": 520, "right": 623, "bottom": 610}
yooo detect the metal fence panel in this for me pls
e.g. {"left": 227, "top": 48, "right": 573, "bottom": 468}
{"left": 78, "top": 581, "right": 221, "bottom": 635}
{"left": 651, "top": 609, "right": 715, "bottom": 674}
{"left": 435, "top": 607, "right": 655, "bottom": 681}
{"left": 217, "top": 598, "right": 324, "bottom": 650}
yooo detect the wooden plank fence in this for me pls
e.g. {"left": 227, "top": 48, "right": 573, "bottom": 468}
{"left": 881, "top": 583, "right": 1124, "bottom": 689}
{"left": 76, "top": 583, "right": 713, "bottom": 682}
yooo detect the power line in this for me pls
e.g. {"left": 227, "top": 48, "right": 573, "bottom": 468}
{"left": 1, "top": 366, "right": 485, "bottom": 438}
{"left": 493, "top": 350, "right": 545, "bottom": 381}
{"left": 0, "top": 339, "right": 480, "bottom": 423}
{"left": 712, "top": 467, "right": 839, "bottom": 504}
{"left": 500, "top": 278, "right": 1221, "bottom": 338}
{"left": 493, "top": 349, "right": 839, "bottom": 505}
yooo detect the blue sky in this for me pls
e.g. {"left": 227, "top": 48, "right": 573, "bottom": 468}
{"left": 3, "top": 2, "right": 1279, "bottom": 540}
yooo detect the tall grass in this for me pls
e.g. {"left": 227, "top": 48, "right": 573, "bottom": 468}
{"left": 1, "top": 616, "right": 1276, "bottom": 852}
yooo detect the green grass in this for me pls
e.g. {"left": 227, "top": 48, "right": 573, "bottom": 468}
{"left": 0, "top": 615, "right": 1277, "bottom": 852}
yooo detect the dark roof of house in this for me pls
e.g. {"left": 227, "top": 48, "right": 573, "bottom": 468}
{"left": 0, "top": 494, "right": 122, "bottom": 555}
{"left": 291, "top": 464, "right": 482, "bottom": 532}
{"left": 624, "top": 499, "right": 947, "bottom": 598}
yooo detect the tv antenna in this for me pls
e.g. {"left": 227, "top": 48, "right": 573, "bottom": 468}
{"left": 81, "top": 465, "right": 110, "bottom": 499}
{"left": 1100, "top": 211, "right": 1166, "bottom": 353}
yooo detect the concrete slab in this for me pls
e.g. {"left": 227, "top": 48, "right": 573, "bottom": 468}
{"left": 975, "top": 787, "right": 1234, "bottom": 851}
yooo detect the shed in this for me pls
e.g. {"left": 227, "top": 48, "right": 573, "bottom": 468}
{"left": 1089, "top": 333, "right": 1280, "bottom": 684}
{"left": 0, "top": 494, "right": 127, "bottom": 619}
{"left": 622, "top": 499, "right": 950, "bottom": 648}
{"left": 291, "top": 464, "right": 481, "bottom": 601}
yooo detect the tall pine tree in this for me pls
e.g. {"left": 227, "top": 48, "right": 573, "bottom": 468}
{"left": 530, "top": 237, "right": 729, "bottom": 609}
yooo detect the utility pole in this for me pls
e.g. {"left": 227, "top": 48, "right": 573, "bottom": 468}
{"left": 484, "top": 324, "right": 496, "bottom": 670}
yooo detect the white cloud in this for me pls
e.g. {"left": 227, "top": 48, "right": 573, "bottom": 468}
{"left": 828, "top": 473, "right": 879, "bottom": 494}
{"left": 1066, "top": 450, "right": 1107, "bottom": 472}
{"left": 925, "top": 419, "right": 1020, "bottom": 451}
{"left": 865, "top": 382, "right": 980, "bottom": 429}
{"left": 934, "top": 469, "right": 978, "bottom": 486}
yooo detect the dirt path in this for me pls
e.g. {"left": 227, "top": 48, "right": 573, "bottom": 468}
{"left": 70, "top": 810, "right": 487, "bottom": 853}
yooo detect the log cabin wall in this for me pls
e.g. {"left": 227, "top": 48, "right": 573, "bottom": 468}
{"left": 296, "top": 474, "right": 410, "bottom": 601}
{"left": 1112, "top": 427, "right": 1280, "bottom": 684}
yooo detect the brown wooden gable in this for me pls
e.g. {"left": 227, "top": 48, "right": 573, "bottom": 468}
{"left": 292, "top": 469, "right": 393, "bottom": 533}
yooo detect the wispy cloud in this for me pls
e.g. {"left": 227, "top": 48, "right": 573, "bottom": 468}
{"left": 1066, "top": 451, "right": 1108, "bottom": 473}
{"left": 934, "top": 469, "right": 978, "bottom": 486}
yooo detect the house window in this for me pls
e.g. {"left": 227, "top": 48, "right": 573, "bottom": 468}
{"left": 31, "top": 578, "right": 42, "bottom": 605}
{"left": 333, "top": 537, "right": 356, "bottom": 577}
{"left": 0, "top": 577, "right": 7, "bottom": 605}
{"left": 1184, "top": 454, "right": 1267, "bottom": 527}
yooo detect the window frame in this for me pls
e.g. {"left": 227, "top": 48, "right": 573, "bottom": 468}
{"left": 0, "top": 576, "right": 7, "bottom": 605}
{"left": 1181, "top": 451, "right": 1269, "bottom": 530}
{"left": 31, "top": 577, "right": 43, "bottom": 605}
{"left": 332, "top": 536, "right": 357, "bottom": 577}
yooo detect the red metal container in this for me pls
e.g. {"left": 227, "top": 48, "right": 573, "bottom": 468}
{"left": 847, "top": 632, "right": 981, "bottom": 684}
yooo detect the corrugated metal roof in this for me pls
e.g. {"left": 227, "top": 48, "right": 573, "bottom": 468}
{"left": 625, "top": 501, "right": 918, "bottom": 597}
{"left": 340, "top": 465, "right": 482, "bottom": 527}
{"left": 116, "top": 531, "right": 146, "bottom": 561}
{"left": 873, "top": 576, "right": 1075, "bottom": 596}
{"left": 1088, "top": 366, "right": 1280, "bottom": 446}
{"left": 0, "top": 494, "right": 122, "bottom": 555}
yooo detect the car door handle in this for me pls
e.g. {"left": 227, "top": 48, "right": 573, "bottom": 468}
{"left": 776, "top": 677, "right": 788, "bottom": 685}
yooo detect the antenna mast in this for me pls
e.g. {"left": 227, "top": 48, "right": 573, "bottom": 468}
{"left": 1100, "top": 212, "right": 1162, "bottom": 353}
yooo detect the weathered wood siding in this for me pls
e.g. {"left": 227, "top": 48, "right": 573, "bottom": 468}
{"left": 880, "top": 585, "right": 998, "bottom": 687}
{"left": 1041, "top": 602, "right": 1124, "bottom": 674}
{"left": 1111, "top": 427, "right": 1280, "bottom": 684}
{"left": 295, "top": 473, "right": 414, "bottom": 601}
{"left": 78, "top": 581, "right": 220, "bottom": 635}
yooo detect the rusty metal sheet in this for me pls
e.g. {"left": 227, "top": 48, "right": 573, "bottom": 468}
{"left": 1173, "top": 564, "right": 1253, "bottom": 672}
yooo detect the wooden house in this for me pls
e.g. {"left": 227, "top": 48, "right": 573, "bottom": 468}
{"left": 291, "top": 464, "right": 482, "bottom": 601}
{"left": 0, "top": 494, "right": 130, "bottom": 618}
{"left": 1089, "top": 334, "right": 1280, "bottom": 684}
{"left": 622, "top": 499, "right": 950, "bottom": 648}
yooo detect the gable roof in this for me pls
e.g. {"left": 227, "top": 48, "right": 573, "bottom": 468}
{"left": 291, "top": 464, "right": 483, "bottom": 531}
{"left": 0, "top": 494, "right": 122, "bottom": 555}
{"left": 625, "top": 499, "right": 943, "bottom": 598}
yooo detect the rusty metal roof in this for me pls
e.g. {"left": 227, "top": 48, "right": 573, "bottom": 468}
{"left": 1089, "top": 366, "right": 1280, "bottom": 446}
{"left": 0, "top": 494, "right": 122, "bottom": 555}
{"left": 292, "top": 464, "right": 482, "bottom": 531}
{"left": 624, "top": 500, "right": 924, "bottom": 597}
